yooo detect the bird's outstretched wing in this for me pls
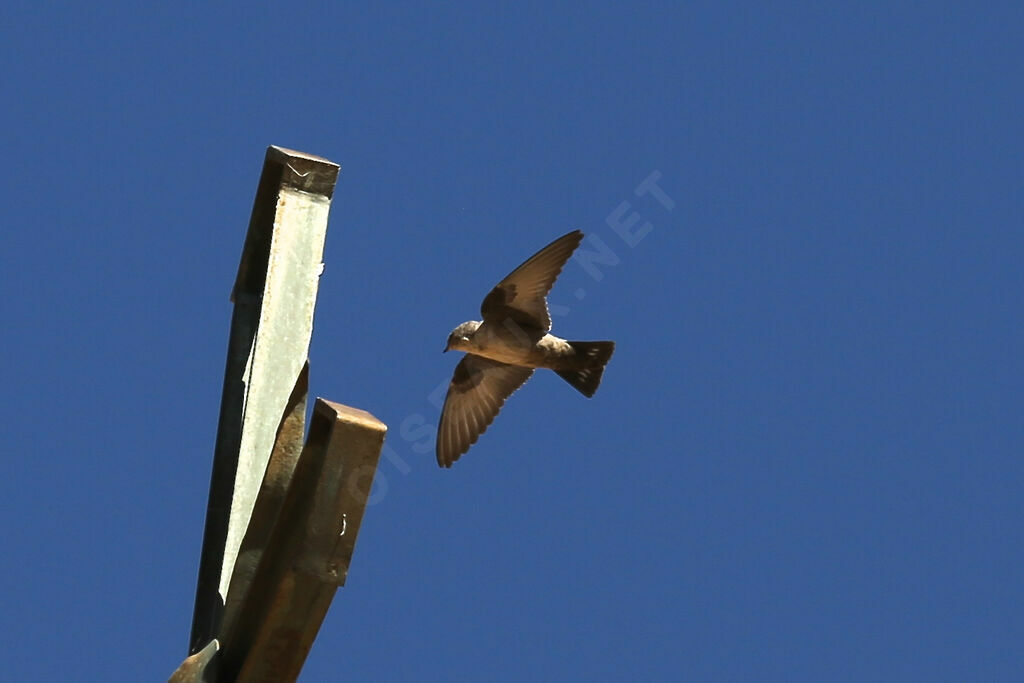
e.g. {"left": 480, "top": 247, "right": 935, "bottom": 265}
{"left": 437, "top": 355, "right": 534, "bottom": 467}
{"left": 480, "top": 230, "right": 583, "bottom": 332}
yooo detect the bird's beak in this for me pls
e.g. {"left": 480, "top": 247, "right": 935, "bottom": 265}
{"left": 443, "top": 347, "right": 448, "bottom": 353}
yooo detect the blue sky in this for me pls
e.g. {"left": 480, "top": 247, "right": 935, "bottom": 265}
{"left": 2, "top": 3, "right": 1022, "bottom": 681}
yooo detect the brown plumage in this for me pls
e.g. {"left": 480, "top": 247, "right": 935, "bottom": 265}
{"left": 437, "top": 230, "right": 615, "bottom": 467}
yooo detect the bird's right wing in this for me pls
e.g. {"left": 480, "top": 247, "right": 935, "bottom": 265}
{"left": 480, "top": 230, "right": 583, "bottom": 332}
{"left": 437, "top": 355, "right": 534, "bottom": 468}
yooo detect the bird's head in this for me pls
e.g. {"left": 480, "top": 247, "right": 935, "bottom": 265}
{"left": 444, "top": 320, "right": 481, "bottom": 352}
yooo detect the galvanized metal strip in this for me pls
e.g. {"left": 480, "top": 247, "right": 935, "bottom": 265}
{"left": 189, "top": 147, "right": 339, "bottom": 655}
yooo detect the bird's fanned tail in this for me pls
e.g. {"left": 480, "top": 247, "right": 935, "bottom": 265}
{"left": 555, "top": 341, "right": 615, "bottom": 397}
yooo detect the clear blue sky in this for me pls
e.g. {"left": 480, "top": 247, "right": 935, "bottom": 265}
{"left": 3, "top": 3, "right": 1022, "bottom": 681}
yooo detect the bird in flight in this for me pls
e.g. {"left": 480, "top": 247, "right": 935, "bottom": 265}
{"left": 437, "top": 230, "right": 615, "bottom": 467}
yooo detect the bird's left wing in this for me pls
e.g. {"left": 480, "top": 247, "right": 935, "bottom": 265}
{"left": 480, "top": 230, "right": 583, "bottom": 332}
{"left": 437, "top": 355, "right": 534, "bottom": 468}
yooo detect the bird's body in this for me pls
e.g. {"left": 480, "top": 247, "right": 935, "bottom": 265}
{"left": 437, "top": 230, "right": 615, "bottom": 467}
{"left": 447, "top": 320, "right": 572, "bottom": 369}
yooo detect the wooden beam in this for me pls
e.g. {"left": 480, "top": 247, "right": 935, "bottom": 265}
{"left": 220, "top": 399, "right": 387, "bottom": 682}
